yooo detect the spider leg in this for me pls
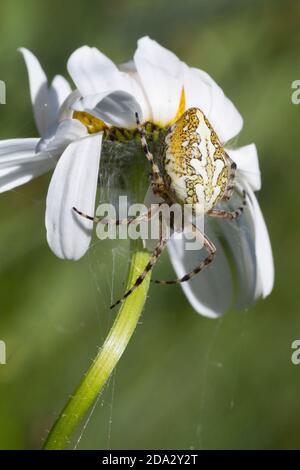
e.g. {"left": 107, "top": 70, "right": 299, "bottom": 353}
{"left": 72, "top": 205, "right": 157, "bottom": 226}
{"left": 152, "top": 224, "right": 216, "bottom": 285}
{"left": 135, "top": 112, "right": 166, "bottom": 195}
{"left": 208, "top": 190, "right": 247, "bottom": 220}
{"left": 222, "top": 154, "right": 237, "bottom": 201}
{"left": 110, "top": 235, "right": 167, "bottom": 309}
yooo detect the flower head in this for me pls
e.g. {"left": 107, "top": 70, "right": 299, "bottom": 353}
{"left": 0, "top": 37, "right": 274, "bottom": 317}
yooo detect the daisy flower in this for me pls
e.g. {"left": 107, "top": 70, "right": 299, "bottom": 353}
{"left": 0, "top": 36, "right": 274, "bottom": 317}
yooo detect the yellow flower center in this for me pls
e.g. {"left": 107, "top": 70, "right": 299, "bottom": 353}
{"left": 73, "top": 87, "right": 186, "bottom": 140}
{"left": 73, "top": 111, "right": 107, "bottom": 134}
{"left": 167, "top": 87, "right": 186, "bottom": 126}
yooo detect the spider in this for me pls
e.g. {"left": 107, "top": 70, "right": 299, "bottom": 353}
{"left": 73, "top": 107, "right": 246, "bottom": 309}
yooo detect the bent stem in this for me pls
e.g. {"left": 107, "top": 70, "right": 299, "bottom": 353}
{"left": 43, "top": 241, "right": 151, "bottom": 450}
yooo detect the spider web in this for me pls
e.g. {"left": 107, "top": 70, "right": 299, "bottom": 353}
{"left": 69, "top": 141, "right": 250, "bottom": 449}
{"left": 72, "top": 243, "right": 128, "bottom": 450}
{"left": 5, "top": 124, "right": 251, "bottom": 449}
{"left": 70, "top": 227, "right": 250, "bottom": 450}
{"left": 68, "top": 139, "right": 151, "bottom": 449}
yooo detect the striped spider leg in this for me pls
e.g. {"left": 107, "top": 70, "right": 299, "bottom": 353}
{"left": 110, "top": 213, "right": 168, "bottom": 309}
{"left": 110, "top": 222, "right": 216, "bottom": 308}
{"left": 207, "top": 152, "right": 247, "bottom": 220}
{"left": 72, "top": 205, "right": 158, "bottom": 227}
{"left": 152, "top": 223, "right": 216, "bottom": 285}
{"left": 222, "top": 153, "right": 237, "bottom": 201}
{"left": 135, "top": 112, "right": 170, "bottom": 199}
{"left": 207, "top": 189, "right": 247, "bottom": 220}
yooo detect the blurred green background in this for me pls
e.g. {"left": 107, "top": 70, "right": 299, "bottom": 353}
{"left": 0, "top": 0, "right": 299, "bottom": 450}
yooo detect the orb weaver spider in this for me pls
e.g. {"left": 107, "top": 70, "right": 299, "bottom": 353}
{"left": 73, "top": 107, "right": 246, "bottom": 309}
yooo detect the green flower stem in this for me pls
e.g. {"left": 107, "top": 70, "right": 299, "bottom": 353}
{"left": 43, "top": 242, "right": 151, "bottom": 450}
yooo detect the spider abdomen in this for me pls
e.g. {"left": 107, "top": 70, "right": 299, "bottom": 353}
{"left": 163, "top": 107, "right": 230, "bottom": 213}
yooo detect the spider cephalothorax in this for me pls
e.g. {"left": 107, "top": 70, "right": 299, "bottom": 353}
{"left": 73, "top": 107, "right": 246, "bottom": 309}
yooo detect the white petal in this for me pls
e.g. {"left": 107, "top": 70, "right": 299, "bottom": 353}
{"left": 67, "top": 46, "right": 131, "bottom": 97}
{"left": 73, "top": 91, "right": 143, "bottom": 128}
{"left": 19, "top": 48, "right": 48, "bottom": 136}
{"left": 119, "top": 61, "right": 152, "bottom": 123}
{"left": 134, "top": 36, "right": 184, "bottom": 126}
{"left": 0, "top": 160, "right": 55, "bottom": 193}
{"left": 45, "top": 75, "right": 72, "bottom": 134}
{"left": 182, "top": 64, "right": 211, "bottom": 118}
{"left": 242, "top": 181, "right": 274, "bottom": 298}
{"left": 19, "top": 48, "right": 71, "bottom": 137}
{"left": 167, "top": 221, "right": 234, "bottom": 318}
{"left": 226, "top": 144, "right": 261, "bottom": 191}
{"left": 51, "top": 75, "right": 72, "bottom": 108}
{"left": 59, "top": 90, "right": 81, "bottom": 121}
{"left": 185, "top": 67, "right": 243, "bottom": 143}
{"left": 0, "top": 138, "right": 54, "bottom": 192}
{"left": 39, "top": 119, "right": 88, "bottom": 154}
{"left": 0, "top": 138, "right": 39, "bottom": 165}
{"left": 213, "top": 183, "right": 274, "bottom": 307}
{"left": 46, "top": 133, "right": 102, "bottom": 260}
{"left": 119, "top": 60, "right": 136, "bottom": 74}
{"left": 212, "top": 199, "right": 257, "bottom": 309}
